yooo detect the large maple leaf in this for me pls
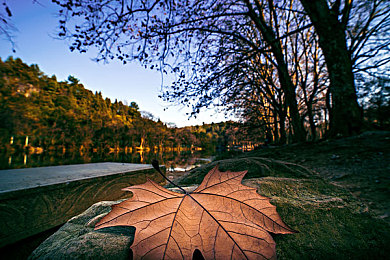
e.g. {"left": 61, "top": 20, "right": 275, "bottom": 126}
{"left": 95, "top": 165, "right": 296, "bottom": 259}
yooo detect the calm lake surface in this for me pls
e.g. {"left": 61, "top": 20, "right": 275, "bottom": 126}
{"left": 0, "top": 150, "right": 214, "bottom": 172}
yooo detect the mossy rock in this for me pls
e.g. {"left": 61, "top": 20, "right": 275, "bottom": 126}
{"left": 174, "top": 157, "right": 316, "bottom": 186}
{"left": 243, "top": 177, "right": 390, "bottom": 259}
{"left": 31, "top": 164, "right": 389, "bottom": 259}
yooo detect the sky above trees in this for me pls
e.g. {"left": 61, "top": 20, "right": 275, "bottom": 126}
{"left": 0, "top": 0, "right": 229, "bottom": 127}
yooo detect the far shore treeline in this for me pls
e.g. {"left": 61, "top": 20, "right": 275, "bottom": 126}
{"left": 0, "top": 57, "right": 256, "bottom": 155}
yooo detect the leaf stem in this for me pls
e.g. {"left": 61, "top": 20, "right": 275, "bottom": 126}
{"left": 152, "top": 160, "right": 188, "bottom": 194}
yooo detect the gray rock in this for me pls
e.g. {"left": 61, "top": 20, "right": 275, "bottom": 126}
{"left": 29, "top": 200, "right": 134, "bottom": 260}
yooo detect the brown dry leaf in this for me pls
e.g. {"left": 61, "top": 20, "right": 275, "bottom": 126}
{"left": 95, "top": 165, "right": 296, "bottom": 259}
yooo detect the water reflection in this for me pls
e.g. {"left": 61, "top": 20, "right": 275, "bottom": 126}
{"left": 0, "top": 149, "right": 213, "bottom": 171}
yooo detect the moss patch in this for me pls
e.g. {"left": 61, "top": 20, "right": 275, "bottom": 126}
{"left": 242, "top": 177, "right": 389, "bottom": 259}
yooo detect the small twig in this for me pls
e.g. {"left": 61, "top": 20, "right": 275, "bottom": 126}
{"left": 152, "top": 160, "right": 188, "bottom": 194}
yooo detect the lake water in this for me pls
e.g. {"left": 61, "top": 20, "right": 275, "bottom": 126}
{"left": 0, "top": 149, "right": 214, "bottom": 172}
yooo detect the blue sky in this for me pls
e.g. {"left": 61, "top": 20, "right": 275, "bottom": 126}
{"left": 0, "top": 0, "right": 229, "bottom": 127}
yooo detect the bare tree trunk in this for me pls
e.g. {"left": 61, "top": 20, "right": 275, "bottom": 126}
{"left": 276, "top": 60, "right": 306, "bottom": 142}
{"left": 307, "top": 105, "right": 316, "bottom": 141}
{"left": 300, "top": 0, "right": 363, "bottom": 137}
{"left": 245, "top": 0, "right": 306, "bottom": 142}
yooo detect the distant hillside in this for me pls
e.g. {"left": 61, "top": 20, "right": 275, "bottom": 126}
{"left": 0, "top": 57, "right": 255, "bottom": 153}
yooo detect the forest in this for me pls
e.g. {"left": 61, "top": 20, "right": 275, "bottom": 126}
{"left": 1, "top": 56, "right": 388, "bottom": 158}
{"left": 1, "top": 0, "right": 390, "bottom": 151}
{"left": 0, "top": 57, "right": 255, "bottom": 154}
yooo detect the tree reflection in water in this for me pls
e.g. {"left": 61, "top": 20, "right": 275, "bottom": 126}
{"left": 0, "top": 149, "right": 213, "bottom": 172}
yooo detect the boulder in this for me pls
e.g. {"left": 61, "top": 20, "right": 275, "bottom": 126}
{"left": 30, "top": 159, "right": 390, "bottom": 259}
